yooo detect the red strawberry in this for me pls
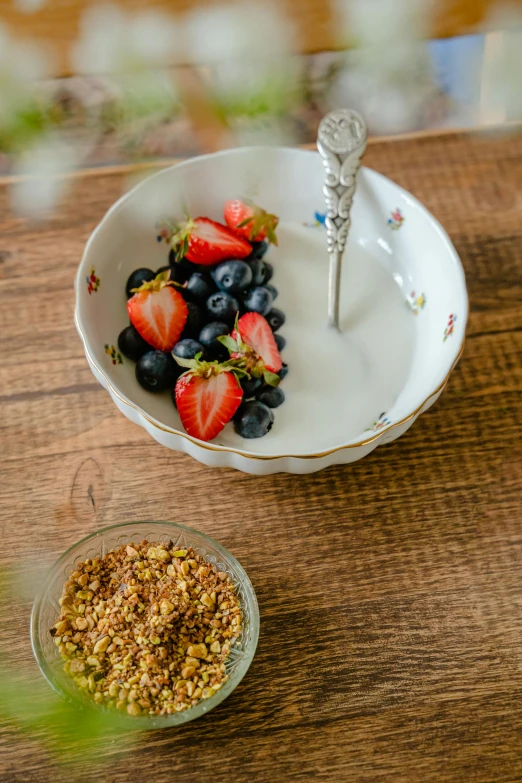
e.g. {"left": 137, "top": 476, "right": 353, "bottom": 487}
{"left": 233, "top": 312, "right": 282, "bottom": 373}
{"left": 169, "top": 217, "right": 251, "bottom": 266}
{"left": 127, "top": 270, "right": 188, "bottom": 352}
{"left": 175, "top": 361, "right": 244, "bottom": 442}
{"left": 224, "top": 199, "right": 279, "bottom": 244}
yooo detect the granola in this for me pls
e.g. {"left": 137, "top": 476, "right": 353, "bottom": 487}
{"left": 51, "top": 541, "right": 242, "bottom": 716}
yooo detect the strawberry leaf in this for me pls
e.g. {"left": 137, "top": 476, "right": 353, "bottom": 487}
{"left": 217, "top": 335, "right": 241, "bottom": 353}
{"left": 172, "top": 355, "right": 199, "bottom": 369}
{"left": 155, "top": 269, "right": 171, "bottom": 284}
{"left": 263, "top": 370, "right": 281, "bottom": 387}
{"left": 237, "top": 216, "right": 255, "bottom": 228}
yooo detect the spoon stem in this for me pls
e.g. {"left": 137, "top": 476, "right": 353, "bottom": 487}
{"left": 328, "top": 250, "right": 343, "bottom": 331}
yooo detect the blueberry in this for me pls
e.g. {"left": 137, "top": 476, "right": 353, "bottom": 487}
{"left": 136, "top": 351, "right": 179, "bottom": 392}
{"left": 240, "top": 376, "right": 263, "bottom": 399}
{"left": 212, "top": 260, "right": 253, "bottom": 296}
{"left": 156, "top": 265, "right": 171, "bottom": 276}
{"left": 265, "top": 283, "right": 278, "bottom": 301}
{"left": 266, "top": 308, "right": 285, "bottom": 332}
{"left": 274, "top": 334, "right": 286, "bottom": 352}
{"left": 199, "top": 321, "right": 231, "bottom": 361}
{"left": 185, "top": 272, "right": 214, "bottom": 302}
{"left": 206, "top": 292, "right": 240, "bottom": 324}
{"left": 234, "top": 400, "right": 274, "bottom": 438}
{"left": 126, "top": 268, "right": 155, "bottom": 299}
{"left": 263, "top": 262, "right": 274, "bottom": 284}
{"left": 256, "top": 385, "right": 285, "bottom": 408}
{"left": 243, "top": 286, "right": 273, "bottom": 316}
{"left": 278, "top": 363, "right": 289, "bottom": 380}
{"left": 248, "top": 259, "right": 268, "bottom": 286}
{"left": 117, "top": 325, "right": 151, "bottom": 362}
{"left": 247, "top": 240, "right": 269, "bottom": 260}
{"left": 173, "top": 338, "right": 206, "bottom": 361}
{"left": 181, "top": 301, "right": 203, "bottom": 338}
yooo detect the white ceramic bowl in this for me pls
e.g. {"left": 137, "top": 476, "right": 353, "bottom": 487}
{"left": 75, "top": 147, "right": 467, "bottom": 474}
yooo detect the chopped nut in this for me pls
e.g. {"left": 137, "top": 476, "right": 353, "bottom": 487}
{"left": 160, "top": 600, "right": 174, "bottom": 615}
{"left": 200, "top": 593, "right": 214, "bottom": 609}
{"left": 53, "top": 542, "right": 241, "bottom": 717}
{"left": 93, "top": 635, "right": 110, "bottom": 654}
{"left": 76, "top": 590, "right": 93, "bottom": 601}
{"left": 187, "top": 643, "right": 208, "bottom": 659}
{"left": 147, "top": 547, "right": 170, "bottom": 562}
{"left": 54, "top": 620, "right": 69, "bottom": 635}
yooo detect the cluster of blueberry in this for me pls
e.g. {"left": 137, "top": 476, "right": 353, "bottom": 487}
{"left": 118, "top": 240, "right": 288, "bottom": 439}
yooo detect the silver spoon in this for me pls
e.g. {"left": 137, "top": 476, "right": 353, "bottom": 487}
{"left": 317, "top": 109, "right": 368, "bottom": 331}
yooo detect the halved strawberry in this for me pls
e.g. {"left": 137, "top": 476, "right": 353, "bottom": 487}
{"left": 166, "top": 217, "right": 251, "bottom": 266}
{"left": 127, "top": 270, "right": 188, "bottom": 352}
{"left": 174, "top": 357, "right": 244, "bottom": 442}
{"left": 224, "top": 199, "right": 279, "bottom": 245}
{"left": 231, "top": 312, "right": 282, "bottom": 374}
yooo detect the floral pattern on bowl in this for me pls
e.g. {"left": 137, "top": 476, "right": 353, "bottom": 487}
{"left": 105, "top": 344, "right": 123, "bottom": 365}
{"left": 366, "top": 412, "right": 392, "bottom": 432}
{"left": 443, "top": 313, "right": 457, "bottom": 341}
{"left": 86, "top": 267, "right": 100, "bottom": 294}
{"left": 388, "top": 208, "right": 405, "bottom": 230}
{"left": 407, "top": 290, "right": 426, "bottom": 315}
{"left": 303, "top": 211, "right": 326, "bottom": 228}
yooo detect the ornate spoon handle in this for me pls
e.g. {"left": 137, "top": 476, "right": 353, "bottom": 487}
{"left": 317, "top": 109, "right": 367, "bottom": 331}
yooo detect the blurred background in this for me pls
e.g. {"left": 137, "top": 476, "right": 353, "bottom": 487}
{"left": 0, "top": 0, "right": 521, "bottom": 216}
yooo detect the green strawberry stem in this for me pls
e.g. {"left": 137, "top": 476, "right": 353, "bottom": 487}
{"left": 130, "top": 268, "right": 183, "bottom": 295}
{"left": 173, "top": 353, "right": 250, "bottom": 385}
{"left": 216, "top": 321, "right": 280, "bottom": 388}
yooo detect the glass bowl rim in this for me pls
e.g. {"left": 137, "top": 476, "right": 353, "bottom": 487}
{"left": 31, "top": 519, "right": 260, "bottom": 729}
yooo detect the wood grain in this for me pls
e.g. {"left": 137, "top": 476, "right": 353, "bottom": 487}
{"left": 1, "top": 0, "right": 521, "bottom": 76}
{"left": 1, "top": 130, "right": 522, "bottom": 782}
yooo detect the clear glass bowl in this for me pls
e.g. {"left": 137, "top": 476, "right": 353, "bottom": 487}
{"left": 31, "top": 520, "right": 260, "bottom": 728}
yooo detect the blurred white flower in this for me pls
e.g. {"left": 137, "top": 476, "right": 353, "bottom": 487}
{"left": 71, "top": 4, "right": 179, "bottom": 137}
{"left": 184, "top": 2, "right": 301, "bottom": 124}
{"left": 9, "top": 135, "right": 80, "bottom": 219}
{"left": 0, "top": 23, "right": 52, "bottom": 118}
{"left": 481, "top": 6, "right": 522, "bottom": 122}
{"left": 13, "top": 0, "right": 47, "bottom": 12}
{"left": 331, "top": 0, "right": 437, "bottom": 133}
{"left": 72, "top": 5, "right": 180, "bottom": 75}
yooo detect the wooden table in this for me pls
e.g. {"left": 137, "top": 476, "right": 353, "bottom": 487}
{"left": 1, "top": 130, "right": 522, "bottom": 782}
